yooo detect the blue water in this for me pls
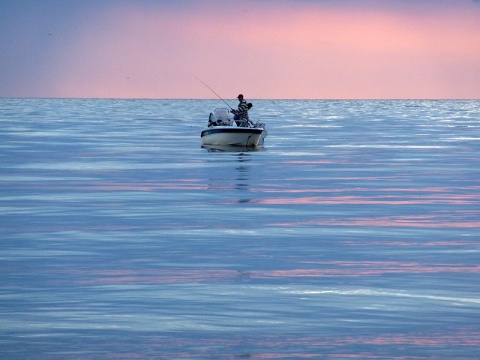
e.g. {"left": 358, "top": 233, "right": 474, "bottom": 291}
{"left": 1, "top": 98, "right": 479, "bottom": 359}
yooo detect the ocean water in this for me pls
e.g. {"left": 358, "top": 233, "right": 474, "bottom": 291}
{"left": 1, "top": 98, "right": 479, "bottom": 359}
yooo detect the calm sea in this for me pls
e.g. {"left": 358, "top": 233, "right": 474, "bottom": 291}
{"left": 1, "top": 98, "right": 479, "bottom": 359}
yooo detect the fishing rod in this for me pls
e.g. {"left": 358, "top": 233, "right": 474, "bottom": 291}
{"left": 195, "top": 76, "right": 234, "bottom": 110}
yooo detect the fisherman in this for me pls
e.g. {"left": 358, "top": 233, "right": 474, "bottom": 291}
{"left": 231, "top": 94, "right": 249, "bottom": 127}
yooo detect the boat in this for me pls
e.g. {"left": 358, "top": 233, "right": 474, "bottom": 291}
{"left": 200, "top": 108, "right": 267, "bottom": 147}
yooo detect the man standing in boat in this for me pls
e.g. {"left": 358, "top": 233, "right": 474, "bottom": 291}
{"left": 231, "top": 94, "right": 249, "bottom": 127}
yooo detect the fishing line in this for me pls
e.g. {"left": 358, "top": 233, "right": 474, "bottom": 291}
{"left": 195, "top": 77, "right": 234, "bottom": 110}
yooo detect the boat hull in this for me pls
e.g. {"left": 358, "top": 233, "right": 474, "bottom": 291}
{"left": 201, "top": 126, "right": 265, "bottom": 147}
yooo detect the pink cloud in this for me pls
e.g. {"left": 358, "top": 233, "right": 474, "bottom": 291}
{"left": 51, "top": 0, "right": 480, "bottom": 99}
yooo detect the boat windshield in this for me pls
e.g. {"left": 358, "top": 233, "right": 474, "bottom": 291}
{"left": 212, "top": 108, "right": 230, "bottom": 121}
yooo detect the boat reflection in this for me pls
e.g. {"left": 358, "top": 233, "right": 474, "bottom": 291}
{"left": 201, "top": 144, "right": 265, "bottom": 153}
{"left": 203, "top": 145, "right": 259, "bottom": 203}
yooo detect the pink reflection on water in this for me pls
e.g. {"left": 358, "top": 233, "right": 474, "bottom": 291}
{"left": 271, "top": 214, "right": 480, "bottom": 228}
{"left": 344, "top": 239, "right": 478, "bottom": 247}
{"left": 249, "top": 264, "right": 480, "bottom": 279}
{"left": 68, "top": 261, "right": 480, "bottom": 286}
{"left": 254, "top": 193, "right": 480, "bottom": 205}
{"left": 99, "top": 331, "right": 480, "bottom": 359}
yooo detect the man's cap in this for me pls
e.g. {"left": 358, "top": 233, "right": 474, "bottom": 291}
{"left": 237, "top": 94, "right": 243, "bottom": 99}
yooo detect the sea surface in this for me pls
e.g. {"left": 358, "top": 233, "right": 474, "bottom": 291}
{"left": 1, "top": 98, "right": 479, "bottom": 359}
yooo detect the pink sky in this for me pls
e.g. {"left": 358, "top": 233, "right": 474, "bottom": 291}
{"left": 2, "top": 0, "right": 480, "bottom": 99}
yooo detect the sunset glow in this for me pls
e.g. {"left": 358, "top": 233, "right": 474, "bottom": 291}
{"left": 1, "top": 0, "right": 480, "bottom": 99}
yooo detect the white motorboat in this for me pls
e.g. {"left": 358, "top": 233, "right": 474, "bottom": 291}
{"left": 201, "top": 108, "right": 267, "bottom": 147}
